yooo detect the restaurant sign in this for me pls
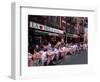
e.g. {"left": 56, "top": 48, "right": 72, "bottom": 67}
{"left": 30, "top": 21, "right": 64, "bottom": 34}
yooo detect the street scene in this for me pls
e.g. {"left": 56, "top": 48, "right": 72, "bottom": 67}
{"left": 28, "top": 15, "right": 88, "bottom": 66}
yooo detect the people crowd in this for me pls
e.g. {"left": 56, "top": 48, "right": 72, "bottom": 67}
{"left": 28, "top": 40, "right": 88, "bottom": 66}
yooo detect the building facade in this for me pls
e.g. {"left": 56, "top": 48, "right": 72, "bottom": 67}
{"left": 28, "top": 15, "right": 88, "bottom": 51}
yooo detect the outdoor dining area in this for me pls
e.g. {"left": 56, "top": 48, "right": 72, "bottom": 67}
{"left": 28, "top": 41, "right": 88, "bottom": 66}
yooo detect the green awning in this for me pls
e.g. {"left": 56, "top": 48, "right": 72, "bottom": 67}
{"left": 66, "top": 33, "right": 74, "bottom": 37}
{"left": 66, "top": 33, "right": 79, "bottom": 38}
{"left": 34, "top": 30, "right": 48, "bottom": 36}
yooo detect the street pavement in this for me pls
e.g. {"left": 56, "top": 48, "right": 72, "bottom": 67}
{"left": 57, "top": 50, "right": 88, "bottom": 65}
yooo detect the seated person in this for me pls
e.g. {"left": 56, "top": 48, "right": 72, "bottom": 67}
{"left": 59, "top": 45, "right": 66, "bottom": 58}
{"left": 39, "top": 47, "right": 48, "bottom": 66}
{"left": 32, "top": 48, "right": 41, "bottom": 66}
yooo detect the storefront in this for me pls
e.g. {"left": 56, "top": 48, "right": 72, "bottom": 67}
{"left": 28, "top": 22, "right": 64, "bottom": 46}
{"left": 66, "top": 33, "right": 80, "bottom": 43}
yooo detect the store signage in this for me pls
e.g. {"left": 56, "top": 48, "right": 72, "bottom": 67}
{"left": 30, "top": 21, "right": 64, "bottom": 34}
{"left": 30, "top": 21, "right": 44, "bottom": 30}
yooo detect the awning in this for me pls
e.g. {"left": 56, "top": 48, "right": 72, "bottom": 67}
{"left": 66, "top": 33, "right": 73, "bottom": 37}
{"left": 34, "top": 30, "right": 48, "bottom": 36}
{"left": 48, "top": 33, "right": 59, "bottom": 36}
{"left": 30, "top": 22, "right": 64, "bottom": 34}
{"left": 34, "top": 30, "right": 59, "bottom": 36}
{"left": 66, "top": 33, "right": 79, "bottom": 38}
